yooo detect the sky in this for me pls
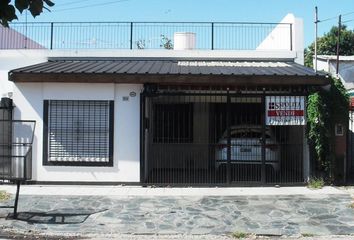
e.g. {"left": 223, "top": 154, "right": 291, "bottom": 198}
{"left": 16, "top": 0, "right": 354, "bottom": 47}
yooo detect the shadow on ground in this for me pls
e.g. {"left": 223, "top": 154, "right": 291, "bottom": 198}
{"left": 6, "top": 208, "right": 107, "bottom": 224}
{"left": 0, "top": 232, "right": 81, "bottom": 240}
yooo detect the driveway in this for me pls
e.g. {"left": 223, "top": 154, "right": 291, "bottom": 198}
{"left": 0, "top": 185, "right": 353, "bottom": 239}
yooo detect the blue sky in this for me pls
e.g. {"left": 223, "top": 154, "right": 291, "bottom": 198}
{"left": 16, "top": 0, "right": 354, "bottom": 47}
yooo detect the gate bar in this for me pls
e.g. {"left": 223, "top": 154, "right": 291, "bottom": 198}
{"left": 0, "top": 181, "right": 21, "bottom": 219}
{"left": 226, "top": 88, "right": 231, "bottom": 184}
{"left": 261, "top": 89, "right": 266, "bottom": 183}
{"left": 13, "top": 181, "right": 20, "bottom": 218}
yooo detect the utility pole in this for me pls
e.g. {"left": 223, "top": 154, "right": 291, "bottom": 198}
{"left": 336, "top": 14, "right": 342, "bottom": 76}
{"left": 314, "top": 6, "right": 319, "bottom": 72}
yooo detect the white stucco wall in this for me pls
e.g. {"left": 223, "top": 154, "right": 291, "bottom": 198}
{"left": 13, "top": 82, "right": 142, "bottom": 182}
{"left": 257, "top": 13, "right": 304, "bottom": 64}
{"left": 0, "top": 52, "right": 47, "bottom": 98}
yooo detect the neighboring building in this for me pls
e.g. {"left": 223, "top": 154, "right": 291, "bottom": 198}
{"left": 0, "top": 14, "right": 330, "bottom": 185}
{"left": 316, "top": 55, "right": 354, "bottom": 94}
{"left": 316, "top": 55, "right": 354, "bottom": 183}
{"left": 0, "top": 25, "right": 45, "bottom": 49}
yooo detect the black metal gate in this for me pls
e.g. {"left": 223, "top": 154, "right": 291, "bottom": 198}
{"left": 0, "top": 97, "right": 36, "bottom": 218}
{"left": 141, "top": 87, "right": 306, "bottom": 186}
{"left": 0, "top": 98, "right": 13, "bottom": 180}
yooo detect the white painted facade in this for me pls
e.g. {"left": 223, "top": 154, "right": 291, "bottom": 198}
{"left": 0, "top": 48, "right": 301, "bottom": 183}
{"left": 13, "top": 82, "right": 142, "bottom": 182}
{"left": 0, "top": 14, "right": 308, "bottom": 183}
{"left": 257, "top": 13, "right": 304, "bottom": 64}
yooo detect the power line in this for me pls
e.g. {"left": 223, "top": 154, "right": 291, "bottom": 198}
{"left": 342, "top": 11, "right": 354, "bottom": 17}
{"left": 343, "top": 19, "right": 354, "bottom": 23}
{"left": 319, "top": 16, "right": 338, "bottom": 23}
{"left": 51, "top": 0, "right": 131, "bottom": 13}
{"left": 55, "top": 0, "right": 93, "bottom": 7}
{"left": 318, "top": 11, "right": 354, "bottom": 23}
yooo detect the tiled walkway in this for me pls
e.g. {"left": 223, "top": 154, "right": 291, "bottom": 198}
{"left": 0, "top": 185, "right": 353, "bottom": 238}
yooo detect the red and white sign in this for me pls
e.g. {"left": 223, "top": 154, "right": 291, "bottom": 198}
{"left": 266, "top": 96, "right": 306, "bottom": 125}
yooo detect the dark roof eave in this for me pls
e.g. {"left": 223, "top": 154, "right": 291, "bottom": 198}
{"left": 9, "top": 72, "right": 330, "bottom": 86}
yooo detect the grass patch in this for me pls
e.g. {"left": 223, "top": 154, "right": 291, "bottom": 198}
{"left": 302, "top": 233, "right": 315, "bottom": 237}
{"left": 231, "top": 232, "right": 248, "bottom": 239}
{"left": 0, "top": 191, "right": 10, "bottom": 201}
{"left": 308, "top": 177, "right": 324, "bottom": 189}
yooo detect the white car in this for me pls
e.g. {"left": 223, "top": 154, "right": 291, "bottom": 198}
{"left": 215, "top": 125, "right": 280, "bottom": 171}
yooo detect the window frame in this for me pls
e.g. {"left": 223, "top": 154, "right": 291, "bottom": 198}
{"left": 335, "top": 123, "right": 344, "bottom": 137}
{"left": 43, "top": 100, "right": 114, "bottom": 167}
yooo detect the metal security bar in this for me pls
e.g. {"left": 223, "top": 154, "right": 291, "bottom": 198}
{"left": 43, "top": 100, "right": 114, "bottom": 166}
{"left": 141, "top": 86, "right": 306, "bottom": 186}
{"left": 4, "top": 22, "right": 293, "bottom": 50}
{"left": 0, "top": 120, "right": 35, "bottom": 181}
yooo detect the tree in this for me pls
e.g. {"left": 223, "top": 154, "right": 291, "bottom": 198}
{"left": 304, "top": 25, "right": 354, "bottom": 67}
{"left": 0, "top": 0, "right": 54, "bottom": 27}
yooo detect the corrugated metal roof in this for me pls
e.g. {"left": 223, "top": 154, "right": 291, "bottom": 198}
{"left": 317, "top": 55, "right": 354, "bottom": 61}
{"left": 11, "top": 59, "right": 324, "bottom": 76}
{"left": 9, "top": 58, "right": 329, "bottom": 86}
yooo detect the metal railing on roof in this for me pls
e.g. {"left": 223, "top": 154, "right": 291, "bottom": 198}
{"left": 1, "top": 21, "right": 293, "bottom": 51}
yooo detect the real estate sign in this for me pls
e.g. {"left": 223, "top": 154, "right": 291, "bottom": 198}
{"left": 265, "top": 96, "right": 306, "bottom": 125}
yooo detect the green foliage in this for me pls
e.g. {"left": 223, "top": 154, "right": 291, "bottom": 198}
{"left": 302, "top": 233, "right": 315, "bottom": 237}
{"left": 0, "top": 191, "right": 10, "bottom": 201}
{"left": 304, "top": 25, "right": 354, "bottom": 67}
{"left": 0, "top": 0, "right": 54, "bottom": 27}
{"left": 231, "top": 232, "right": 248, "bottom": 239}
{"left": 307, "top": 92, "right": 329, "bottom": 170}
{"left": 307, "top": 77, "right": 349, "bottom": 177}
{"left": 307, "top": 177, "right": 324, "bottom": 189}
{"left": 160, "top": 34, "right": 173, "bottom": 50}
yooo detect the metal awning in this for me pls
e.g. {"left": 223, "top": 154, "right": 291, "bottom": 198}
{"left": 9, "top": 58, "right": 329, "bottom": 86}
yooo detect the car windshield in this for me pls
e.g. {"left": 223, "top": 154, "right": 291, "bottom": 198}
{"left": 229, "top": 128, "right": 271, "bottom": 139}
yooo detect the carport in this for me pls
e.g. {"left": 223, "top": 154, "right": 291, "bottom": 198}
{"left": 138, "top": 60, "right": 329, "bottom": 186}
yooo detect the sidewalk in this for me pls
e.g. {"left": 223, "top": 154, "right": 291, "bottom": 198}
{"left": 0, "top": 184, "right": 348, "bottom": 196}
{"left": 0, "top": 185, "right": 353, "bottom": 239}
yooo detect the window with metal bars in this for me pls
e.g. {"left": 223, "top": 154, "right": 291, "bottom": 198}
{"left": 43, "top": 100, "right": 114, "bottom": 166}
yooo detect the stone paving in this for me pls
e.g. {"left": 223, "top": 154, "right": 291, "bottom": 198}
{"left": 0, "top": 193, "right": 354, "bottom": 238}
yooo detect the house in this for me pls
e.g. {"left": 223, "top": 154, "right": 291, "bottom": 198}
{"left": 316, "top": 55, "right": 354, "bottom": 183}
{"left": 0, "top": 14, "right": 329, "bottom": 186}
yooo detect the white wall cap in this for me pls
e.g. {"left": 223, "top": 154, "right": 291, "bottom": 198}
{"left": 0, "top": 49, "right": 296, "bottom": 62}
